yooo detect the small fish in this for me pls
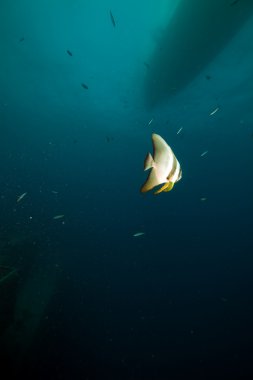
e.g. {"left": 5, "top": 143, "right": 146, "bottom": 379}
{"left": 133, "top": 232, "right": 145, "bottom": 237}
{"left": 177, "top": 127, "right": 183, "bottom": 135}
{"left": 17, "top": 192, "right": 27, "bottom": 202}
{"left": 19, "top": 37, "right": 25, "bottom": 43}
{"left": 51, "top": 190, "right": 58, "bottom": 194}
{"left": 230, "top": 0, "right": 239, "bottom": 6}
{"left": 53, "top": 214, "right": 64, "bottom": 220}
{"left": 141, "top": 134, "right": 182, "bottom": 195}
{"left": 106, "top": 135, "right": 114, "bottom": 143}
{"left": 200, "top": 151, "right": 208, "bottom": 157}
{"left": 205, "top": 74, "right": 211, "bottom": 80}
{"left": 200, "top": 197, "right": 207, "bottom": 201}
{"left": 210, "top": 107, "right": 219, "bottom": 116}
{"left": 66, "top": 50, "right": 73, "bottom": 56}
{"left": 147, "top": 118, "right": 153, "bottom": 126}
{"left": 81, "top": 83, "right": 88, "bottom": 90}
{"left": 109, "top": 10, "right": 116, "bottom": 27}
{"left": 144, "top": 62, "right": 150, "bottom": 69}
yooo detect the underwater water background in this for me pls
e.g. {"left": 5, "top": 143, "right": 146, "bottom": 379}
{"left": 1, "top": 0, "right": 253, "bottom": 379}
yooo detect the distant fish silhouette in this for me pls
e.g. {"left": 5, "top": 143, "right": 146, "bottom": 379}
{"left": 133, "top": 232, "right": 145, "bottom": 237}
{"left": 19, "top": 37, "right": 25, "bottom": 43}
{"left": 81, "top": 83, "right": 88, "bottom": 90}
{"left": 53, "top": 214, "right": 64, "bottom": 220}
{"left": 109, "top": 10, "right": 116, "bottom": 27}
{"left": 200, "top": 150, "right": 208, "bottom": 157}
{"left": 66, "top": 50, "right": 73, "bottom": 56}
{"left": 106, "top": 135, "right": 114, "bottom": 143}
{"left": 144, "top": 62, "right": 150, "bottom": 69}
{"left": 230, "top": 0, "right": 239, "bottom": 6}
{"left": 147, "top": 118, "right": 153, "bottom": 127}
{"left": 17, "top": 192, "right": 27, "bottom": 202}
{"left": 209, "top": 107, "right": 219, "bottom": 116}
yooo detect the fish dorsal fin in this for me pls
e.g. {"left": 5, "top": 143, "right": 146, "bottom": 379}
{"left": 144, "top": 153, "right": 155, "bottom": 171}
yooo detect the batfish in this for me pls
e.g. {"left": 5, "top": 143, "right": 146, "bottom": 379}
{"left": 141, "top": 134, "right": 182, "bottom": 194}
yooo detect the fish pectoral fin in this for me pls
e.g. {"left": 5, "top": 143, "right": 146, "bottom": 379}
{"left": 144, "top": 153, "right": 155, "bottom": 171}
{"left": 154, "top": 182, "right": 170, "bottom": 195}
{"left": 163, "top": 182, "right": 174, "bottom": 192}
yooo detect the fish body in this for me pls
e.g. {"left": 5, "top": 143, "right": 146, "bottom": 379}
{"left": 210, "top": 107, "right": 219, "bottom": 115}
{"left": 81, "top": 83, "right": 88, "bottom": 90}
{"left": 66, "top": 50, "right": 73, "bottom": 56}
{"left": 17, "top": 192, "right": 27, "bottom": 202}
{"left": 53, "top": 214, "right": 64, "bottom": 220}
{"left": 147, "top": 118, "right": 153, "bottom": 126}
{"left": 133, "top": 232, "right": 145, "bottom": 237}
{"left": 141, "top": 134, "right": 182, "bottom": 194}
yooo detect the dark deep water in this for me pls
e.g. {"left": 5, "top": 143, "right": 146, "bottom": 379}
{"left": 1, "top": 1, "right": 253, "bottom": 379}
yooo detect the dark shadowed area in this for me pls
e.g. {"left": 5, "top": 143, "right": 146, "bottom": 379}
{"left": 145, "top": 0, "right": 253, "bottom": 107}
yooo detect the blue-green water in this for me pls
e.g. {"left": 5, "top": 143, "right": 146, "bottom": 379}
{"left": 1, "top": 1, "right": 253, "bottom": 379}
